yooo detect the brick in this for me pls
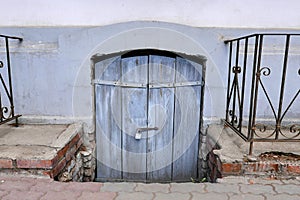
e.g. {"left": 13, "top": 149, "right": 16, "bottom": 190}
{"left": 0, "top": 190, "right": 9, "bottom": 198}
{"left": 56, "top": 145, "right": 69, "bottom": 161}
{"left": 240, "top": 184, "right": 275, "bottom": 194}
{"left": 77, "top": 191, "right": 116, "bottom": 200}
{"left": 41, "top": 191, "right": 81, "bottom": 200}
{"left": 30, "top": 181, "right": 68, "bottom": 192}
{"left": 135, "top": 183, "right": 169, "bottom": 193}
{"left": 68, "top": 134, "right": 80, "bottom": 149}
{"left": 65, "top": 181, "right": 102, "bottom": 192}
{"left": 16, "top": 159, "right": 53, "bottom": 169}
{"left": 154, "top": 192, "right": 190, "bottom": 200}
{"left": 2, "top": 190, "right": 44, "bottom": 200}
{"left": 244, "top": 162, "right": 279, "bottom": 173}
{"left": 116, "top": 192, "right": 153, "bottom": 200}
{"left": 273, "top": 184, "right": 300, "bottom": 195}
{"left": 101, "top": 182, "right": 136, "bottom": 192}
{"left": 230, "top": 194, "right": 264, "bottom": 200}
{"left": 76, "top": 138, "right": 83, "bottom": 149}
{"left": 217, "top": 176, "right": 249, "bottom": 184}
{"left": 191, "top": 193, "right": 226, "bottom": 200}
{"left": 205, "top": 183, "right": 240, "bottom": 193}
{"left": 257, "top": 162, "right": 279, "bottom": 172}
{"left": 50, "top": 158, "right": 66, "bottom": 178}
{"left": 0, "top": 159, "right": 13, "bottom": 168}
{"left": 287, "top": 165, "right": 300, "bottom": 174}
{"left": 65, "top": 145, "right": 77, "bottom": 162}
{"left": 0, "top": 180, "right": 35, "bottom": 191}
{"left": 222, "top": 163, "right": 242, "bottom": 174}
{"left": 264, "top": 194, "right": 300, "bottom": 200}
{"left": 170, "top": 183, "right": 205, "bottom": 193}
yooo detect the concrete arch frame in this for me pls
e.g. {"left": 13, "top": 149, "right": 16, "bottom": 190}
{"left": 72, "top": 22, "right": 225, "bottom": 133}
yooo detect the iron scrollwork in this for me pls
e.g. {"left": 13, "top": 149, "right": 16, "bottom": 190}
{"left": 232, "top": 66, "right": 241, "bottom": 74}
{"left": 0, "top": 34, "right": 22, "bottom": 125}
{"left": 290, "top": 124, "right": 300, "bottom": 134}
{"left": 229, "top": 110, "right": 238, "bottom": 125}
{"left": 0, "top": 61, "right": 13, "bottom": 121}
{"left": 257, "top": 66, "right": 271, "bottom": 78}
{"left": 224, "top": 34, "right": 300, "bottom": 155}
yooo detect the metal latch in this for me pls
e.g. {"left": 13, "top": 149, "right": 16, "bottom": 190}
{"left": 135, "top": 127, "right": 159, "bottom": 140}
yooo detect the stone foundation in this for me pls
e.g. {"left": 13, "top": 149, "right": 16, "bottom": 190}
{"left": 0, "top": 123, "right": 96, "bottom": 182}
{"left": 56, "top": 126, "right": 96, "bottom": 182}
{"left": 206, "top": 123, "right": 300, "bottom": 180}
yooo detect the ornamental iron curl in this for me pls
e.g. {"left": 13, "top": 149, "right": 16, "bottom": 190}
{"left": 290, "top": 124, "right": 300, "bottom": 134}
{"left": 229, "top": 110, "right": 238, "bottom": 125}
{"left": 224, "top": 33, "right": 300, "bottom": 155}
{"left": 257, "top": 66, "right": 271, "bottom": 78}
{"left": 0, "top": 34, "right": 22, "bottom": 125}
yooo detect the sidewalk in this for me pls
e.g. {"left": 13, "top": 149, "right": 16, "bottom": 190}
{"left": 0, "top": 176, "right": 299, "bottom": 200}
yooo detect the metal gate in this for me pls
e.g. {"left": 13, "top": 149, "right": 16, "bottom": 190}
{"left": 94, "top": 50, "right": 204, "bottom": 182}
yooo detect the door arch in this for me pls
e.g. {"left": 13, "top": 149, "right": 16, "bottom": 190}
{"left": 94, "top": 49, "right": 205, "bottom": 182}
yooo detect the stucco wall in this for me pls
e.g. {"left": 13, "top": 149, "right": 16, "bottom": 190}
{"left": 0, "top": 22, "right": 300, "bottom": 132}
{"left": 0, "top": 22, "right": 299, "bottom": 130}
{"left": 1, "top": 0, "right": 300, "bottom": 28}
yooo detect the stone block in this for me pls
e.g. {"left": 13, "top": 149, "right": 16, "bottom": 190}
{"left": 65, "top": 146, "right": 77, "bottom": 162}
{"left": 68, "top": 134, "right": 80, "bottom": 150}
{"left": 222, "top": 163, "right": 242, "bottom": 174}
{"left": 50, "top": 158, "right": 66, "bottom": 178}
{"left": 287, "top": 165, "right": 300, "bottom": 174}
{"left": 16, "top": 159, "right": 52, "bottom": 169}
{"left": 0, "top": 159, "right": 13, "bottom": 168}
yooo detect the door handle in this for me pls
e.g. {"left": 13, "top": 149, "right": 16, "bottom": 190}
{"left": 135, "top": 127, "right": 159, "bottom": 140}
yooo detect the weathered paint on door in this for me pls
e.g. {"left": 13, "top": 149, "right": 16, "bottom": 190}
{"left": 95, "top": 50, "right": 203, "bottom": 182}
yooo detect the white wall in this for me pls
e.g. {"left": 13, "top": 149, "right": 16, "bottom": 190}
{"left": 1, "top": 0, "right": 300, "bottom": 28}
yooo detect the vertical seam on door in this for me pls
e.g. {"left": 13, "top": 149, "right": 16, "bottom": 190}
{"left": 171, "top": 57, "right": 177, "bottom": 181}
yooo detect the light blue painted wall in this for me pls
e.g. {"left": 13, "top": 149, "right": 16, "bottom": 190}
{"left": 0, "top": 22, "right": 299, "bottom": 128}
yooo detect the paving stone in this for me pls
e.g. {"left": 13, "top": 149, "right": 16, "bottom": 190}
{"left": 0, "top": 180, "right": 35, "bottom": 191}
{"left": 191, "top": 192, "right": 228, "bottom": 200}
{"left": 101, "top": 182, "right": 136, "bottom": 192}
{"left": 154, "top": 192, "right": 190, "bottom": 200}
{"left": 265, "top": 194, "right": 300, "bottom": 200}
{"left": 0, "top": 176, "right": 26, "bottom": 182}
{"left": 240, "top": 184, "right": 275, "bottom": 195}
{"left": 273, "top": 184, "right": 300, "bottom": 195}
{"left": 135, "top": 183, "right": 169, "bottom": 193}
{"left": 280, "top": 179, "right": 300, "bottom": 185}
{"left": 40, "top": 191, "right": 81, "bottom": 200}
{"left": 65, "top": 181, "right": 102, "bottom": 192}
{"left": 0, "top": 190, "right": 9, "bottom": 198}
{"left": 217, "top": 176, "right": 249, "bottom": 184}
{"left": 205, "top": 183, "right": 240, "bottom": 193}
{"left": 115, "top": 192, "right": 153, "bottom": 200}
{"left": 170, "top": 182, "right": 205, "bottom": 193}
{"left": 21, "top": 177, "right": 53, "bottom": 183}
{"left": 246, "top": 178, "right": 283, "bottom": 185}
{"left": 30, "top": 181, "right": 68, "bottom": 192}
{"left": 77, "top": 191, "right": 116, "bottom": 200}
{"left": 229, "top": 193, "right": 264, "bottom": 200}
{"left": 2, "top": 190, "right": 44, "bottom": 200}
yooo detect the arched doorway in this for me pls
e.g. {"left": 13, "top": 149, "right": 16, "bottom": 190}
{"left": 94, "top": 49, "right": 205, "bottom": 182}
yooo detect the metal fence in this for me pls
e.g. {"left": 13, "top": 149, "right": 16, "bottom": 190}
{"left": 0, "top": 34, "right": 22, "bottom": 126}
{"left": 223, "top": 33, "right": 300, "bottom": 155}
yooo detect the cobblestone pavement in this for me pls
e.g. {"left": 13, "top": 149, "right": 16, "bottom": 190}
{"left": 0, "top": 176, "right": 300, "bottom": 200}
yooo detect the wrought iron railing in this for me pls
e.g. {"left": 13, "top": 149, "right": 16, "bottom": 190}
{"left": 223, "top": 33, "right": 300, "bottom": 155}
{"left": 0, "top": 34, "right": 22, "bottom": 126}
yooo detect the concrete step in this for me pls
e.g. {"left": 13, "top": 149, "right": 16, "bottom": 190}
{"left": 206, "top": 123, "right": 300, "bottom": 180}
{"left": 0, "top": 123, "right": 84, "bottom": 179}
